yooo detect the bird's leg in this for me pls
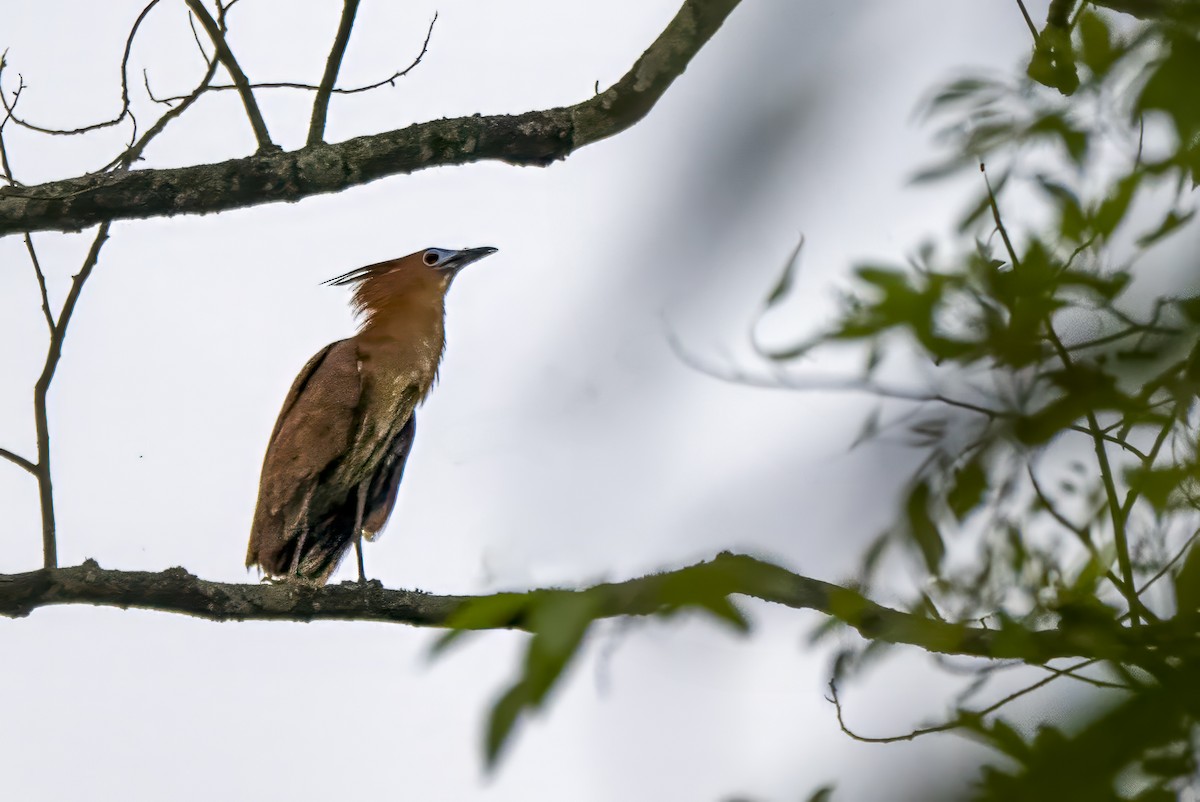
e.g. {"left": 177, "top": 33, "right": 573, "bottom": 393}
{"left": 353, "top": 481, "right": 368, "bottom": 583}
{"left": 289, "top": 530, "right": 308, "bottom": 577}
{"left": 289, "top": 490, "right": 314, "bottom": 578}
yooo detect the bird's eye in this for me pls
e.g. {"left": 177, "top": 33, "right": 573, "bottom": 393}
{"left": 423, "top": 251, "right": 440, "bottom": 266}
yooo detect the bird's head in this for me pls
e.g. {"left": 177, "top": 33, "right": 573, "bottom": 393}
{"left": 324, "top": 246, "right": 498, "bottom": 323}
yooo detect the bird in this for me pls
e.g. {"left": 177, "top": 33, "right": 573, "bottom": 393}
{"left": 246, "top": 245, "right": 498, "bottom": 585}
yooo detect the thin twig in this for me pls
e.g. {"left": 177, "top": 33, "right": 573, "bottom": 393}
{"left": 1138, "top": 526, "right": 1200, "bottom": 597}
{"left": 1120, "top": 413, "right": 1177, "bottom": 522}
{"left": 32, "top": 221, "right": 113, "bottom": 569}
{"left": 983, "top": 161, "right": 1146, "bottom": 623}
{"left": 187, "top": 9, "right": 210, "bottom": 66}
{"left": 827, "top": 660, "right": 1106, "bottom": 744}
{"left": 1065, "top": 324, "right": 1183, "bottom": 353}
{"left": 1048, "top": 317, "right": 1144, "bottom": 623}
{"left": 23, "top": 233, "right": 56, "bottom": 333}
{"left": 983, "top": 163, "right": 1022, "bottom": 271}
{"left": 112, "top": 59, "right": 220, "bottom": 171}
{"left": 184, "top": 0, "right": 274, "bottom": 152}
{"left": 0, "top": 61, "right": 22, "bottom": 186}
{"left": 1025, "top": 461, "right": 1150, "bottom": 617}
{"left": 148, "top": 13, "right": 439, "bottom": 105}
{"left": 307, "top": 0, "right": 362, "bottom": 146}
{"left": 0, "top": 447, "right": 37, "bottom": 475}
{"left": 0, "top": 1, "right": 160, "bottom": 136}
{"left": 1015, "top": 0, "right": 1040, "bottom": 40}
{"left": 111, "top": 1, "right": 238, "bottom": 172}
{"left": 829, "top": 678, "right": 959, "bottom": 743}
{"left": 1033, "top": 659, "right": 1130, "bottom": 690}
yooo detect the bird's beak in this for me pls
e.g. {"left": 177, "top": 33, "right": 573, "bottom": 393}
{"left": 441, "top": 246, "right": 498, "bottom": 273}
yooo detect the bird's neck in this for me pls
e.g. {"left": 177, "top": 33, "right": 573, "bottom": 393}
{"left": 353, "top": 295, "right": 447, "bottom": 382}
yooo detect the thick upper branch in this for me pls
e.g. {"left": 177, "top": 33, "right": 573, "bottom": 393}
{"left": 0, "top": 553, "right": 1153, "bottom": 666}
{"left": 0, "top": 0, "right": 741, "bottom": 236}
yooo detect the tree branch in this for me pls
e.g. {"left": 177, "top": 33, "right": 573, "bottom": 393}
{"left": 183, "top": 0, "right": 274, "bottom": 152}
{"left": 0, "top": 552, "right": 1155, "bottom": 666}
{"left": 0, "top": 1, "right": 159, "bottom": 138}
{"left": 307, "top": 0, "right": 361, "bottom": 146}
{"left": 32, "top": 222, "right": 112, "bottom": 569}
{"left": 0, "top": 446, "right": 36, "bottom": 474}
{"left": 147, "top": 15, "right": 436, "bottom": 105}
{"left": 0, "top": 0, "right": 741, "bottom": 236}
{"left": 23, "top": 233, "right": 55, "bottom": 333}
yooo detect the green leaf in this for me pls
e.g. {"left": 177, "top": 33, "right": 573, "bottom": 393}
{"left": 1124, "top": 464, "right": 1188, "bottom": 514}
{"left": 1027, "top": 113, "right": 1089, "bottom": 165}
{"left": 910, "top": 155, "right": 974, "bottom": 183}
{"left": 484, "top": 590, "right": 603, "bottom": 767}
{"left": 1137, "top": 33, "right": 1200, "bottom": 143}
{"left": 432, "top": 592, "right": 532, "bottom": 655}
{"left": 763, "top": 236, "right": 805, "bottom": 308}
{"left": 1092, "top": 172, "right": 1142, "bottom": 239}
{"left": 1132, "top": 788, "right": 1179, "bottom": 802}
{"left": 947, "top": 458, "right": 988, "bottom": 521}
{"left": 1034, "top": 176, "right": 1087, "bottom": 241}
{"left": 1176, "top": 295, "right": 1200, "bottom": 322}
{"left": 1027, "top": 26, "right": 1079, "bottom": 95}
{"left": 486, "top": 681, "right": 532, "bottom": 767}
{"left": 1078, "top": 11, "right": 1118, "bottom": 77}
{"left": 1136, "top": 209, "right": 1196, "bottom": 248}
{"left": 1172, "top": 541, "right": 1200, "bottom": 613}
{"left": 859, "top": 531, "right": 891, "bottom": 582}
{"left": 805, "top": 785, "right": 836, "bottom": 802}
{"left": 905, "top": 481, "right": 945, "bottom": 573}
{"left": 986, "top": 718, "right": 1033, "bottom": 761}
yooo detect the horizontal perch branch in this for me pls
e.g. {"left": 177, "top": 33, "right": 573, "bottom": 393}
{"left": 0, "top": 553, "right": 1157, "bottom": 666}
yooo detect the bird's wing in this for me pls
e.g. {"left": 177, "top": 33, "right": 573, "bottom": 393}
{"left": 361, "top": 412, "right": 416, "bottom": 540}
{"left": 248, "top": 339, "right": 362, "bottom": 570}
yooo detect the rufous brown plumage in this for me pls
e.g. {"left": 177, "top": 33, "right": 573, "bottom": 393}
{"left": 246, "top": 246, "right": 497, "bottom": 584}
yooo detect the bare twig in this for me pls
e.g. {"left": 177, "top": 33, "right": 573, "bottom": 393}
{"left": 112, "top": 59, "right": 220, "bottom": 171}
{"left": 112, "top": 0, "right": 239, "bottom": 172}
{"left": 186, "top": 9, "right": 211, "bottom": 65}
{"left": 23, "top": 233, "right": 55, "bottom": 333}
{"left": 1045, "top": 318, "right": 1144, "bottom": 623}
{"left": 0, "top": 65, "right": 24, "bottom": 186}
{"left": 31, "top": 222, "right": 113, "bottom": 569}
{"left": 0, "top": 447, "right": 36, "bottom": 474}
{"left": 828, "top": 656, "right": 1115, "bottom": 744}
{"left": 184, "top": 0, "right": 274, "bottom": 152}
{"left": 1025, "top": 461, "right": 1153, "bottom": 620}
{"left": 0, "top": 1, "right": 160, "bottom": 137}
{"left": 150, "top": 13, "right": 439, "bottom": 105}
{"left": 1120, "top": 414, "right": 1177, "bottom": 521}
{"left": 1015, "top": 0, "right": 1040, "bottom": 40}
{"left": 1138, "top": 526, "right": 1200, "bottom": 597}
{"left": 307, "top": 0, "right": 362, "bottom": 146}
{"left": 828, "top": 678, "right": 960, "bottom": 743}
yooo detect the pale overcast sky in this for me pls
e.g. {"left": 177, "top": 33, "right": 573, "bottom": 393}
{"left": 0, "top": 2, "right": 1058, "bottom": 799}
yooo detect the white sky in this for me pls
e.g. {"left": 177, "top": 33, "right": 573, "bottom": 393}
{"left": 0, "top": 1, "right": 1073, "bottom": 799}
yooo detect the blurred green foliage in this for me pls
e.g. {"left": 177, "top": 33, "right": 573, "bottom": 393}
{"left": 439, "top": 3, "right": 1200, "bottom": 799}
{"left": 773, "top": 5, "right": 1200, "bottom": 799}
